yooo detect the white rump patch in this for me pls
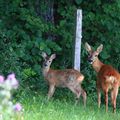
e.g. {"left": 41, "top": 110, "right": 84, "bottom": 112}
{"left": 106, "top": 76, "right": 115, "bottom": 83}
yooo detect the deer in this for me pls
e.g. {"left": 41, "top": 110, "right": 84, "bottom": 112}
{"left": 41, "top": 52, "right": 87, "bottom": 106}
{"left": 85, "top": 42, "right": 120, "bottom": 113}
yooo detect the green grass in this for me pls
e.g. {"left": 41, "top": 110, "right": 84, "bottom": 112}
{"left": 18, "top": 92, "right": 120, "bottom": 120}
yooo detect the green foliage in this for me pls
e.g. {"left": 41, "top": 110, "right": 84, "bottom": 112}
{"left": 75, "top": 0, "right": 83, "bottom": 5}
{"left": 0, "top": 0, "right": 120, "bottom": 101}
{"left": 0, "top": 0, "right": 62, "bottom": 89}
{"left": 22, "top": 68, "right": 36, "bottom": 79}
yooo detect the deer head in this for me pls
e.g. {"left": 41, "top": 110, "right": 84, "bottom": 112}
{"left": 85, "top": 42, "right": 103, "bottom": 64}
{"left": 42, "top": 52, "right": 56, "bottom": 69}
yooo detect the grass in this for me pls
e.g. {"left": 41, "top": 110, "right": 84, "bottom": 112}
{"left": 18, "top": 92, "right": 120, "bottom": 120}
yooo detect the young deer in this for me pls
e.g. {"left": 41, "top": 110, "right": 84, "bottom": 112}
{"left": 41, "top": 52, "right": 86, "bottom": 106}
{"left": 85, "top": 42, "right": 120, "bottom": 113}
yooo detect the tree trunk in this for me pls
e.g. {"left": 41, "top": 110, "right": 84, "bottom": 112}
{"left": 35, "top": 0, "right": 54, "bottom": 40}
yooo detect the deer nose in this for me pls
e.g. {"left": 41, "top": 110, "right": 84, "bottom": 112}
{"left": 88, "top": 59, "right": 93, "bottom": 63}
{"left": 88, "top": 56, "right": 93, "bottom": 63}
{"left": 43, "top": 63, "right": 47, "bottom": 67}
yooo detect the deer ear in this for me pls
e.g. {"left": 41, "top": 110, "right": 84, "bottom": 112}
{"left": 85, "top": 42, "right": 92, "bottom": 53}
{"left": 50, "top": 54, "right": 56, "bottom": 60}
{"left": 42, "top": 52, "right": 47, "bottom": 59}
{"left": 97, "top": 44, "right": 103, "bottom": 53}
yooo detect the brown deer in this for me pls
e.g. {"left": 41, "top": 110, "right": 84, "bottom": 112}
{"left": 41, "top": 52, "right": 86, "bottom": 106}
{"left": 85, "top": 42, "right": 120, "bottom": 113}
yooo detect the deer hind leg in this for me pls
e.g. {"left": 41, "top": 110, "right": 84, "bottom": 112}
{"left": 111, "top": 86, "right": 118, "bottom": 113}
{"left": 81, "top": 88, "right": 87, "bottom": 107}
{"left": 67, "top": 84, "right": 81, "bottom": 105}
{"left": 104, "top": 91, "right": 108, "bottom": 112}
{"left": 47, "top": 84, "right": 55, "bottom": 100}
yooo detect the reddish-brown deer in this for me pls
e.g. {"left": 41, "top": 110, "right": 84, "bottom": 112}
{"left": 41, "top": 52, "right": 86, "bottom": 106}
{"left": 85, "top": 42, "right": 120, "bottom": 112}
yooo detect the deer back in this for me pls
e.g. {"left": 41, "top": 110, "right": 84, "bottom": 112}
{"left": 45, "top": 69, "right": 84, "bottom": 87}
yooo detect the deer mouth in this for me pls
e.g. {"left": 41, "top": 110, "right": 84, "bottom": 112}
{"left": 89, "top": 61, "right": 93, "bottom": 64}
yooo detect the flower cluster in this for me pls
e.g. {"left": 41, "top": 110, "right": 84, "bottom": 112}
{"left": 0, "top": 73, "right": 22, "bottom": 119}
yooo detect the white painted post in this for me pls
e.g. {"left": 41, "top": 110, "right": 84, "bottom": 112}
{"left": 74, "top": 9, "right": 82, "bottom": 71}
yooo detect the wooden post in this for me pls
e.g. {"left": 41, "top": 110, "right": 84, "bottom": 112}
{"left": 74, "top": 9, "right": 82, "bottom": 71}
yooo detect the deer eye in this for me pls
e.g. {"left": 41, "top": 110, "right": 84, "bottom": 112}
{"left": 49, "top": 61, "right": 51, "bottom": 63}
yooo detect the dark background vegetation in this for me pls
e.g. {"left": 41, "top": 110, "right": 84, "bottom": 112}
{"left": 0, "top": 0, "right": 120, "bottom": 101}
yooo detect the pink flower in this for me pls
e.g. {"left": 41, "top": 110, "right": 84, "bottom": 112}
{"left": 0, "top": 75, "right": 4, "bottom": 83}
{"left": 13, "top": 103, "right": 22, "bottom": 112}
{"left": 7, "top": 73, "right": 19, "bottom": 89}
{"left": 7, "top": 73, "right": 15, "bottom": 80}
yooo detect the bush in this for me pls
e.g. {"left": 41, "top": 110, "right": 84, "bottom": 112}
{"left": 0, "top": 0, "right": 120, "bottom": 100}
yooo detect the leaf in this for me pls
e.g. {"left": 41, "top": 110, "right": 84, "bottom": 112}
{"left": 101, "top": 51, "right": 110, "bottom": 59}
{"left": 75, "top": 0, "right": 82, "bottom": 5}
{"left": 22, "top": 68, "right": 36, "bottom": 79}
{"left": 96, "top": 0, "right": 101, "bottom": 5}
{"left": 39, "top": 42, "right": 46, "bottom": 50}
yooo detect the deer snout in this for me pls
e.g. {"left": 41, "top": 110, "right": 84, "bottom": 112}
{"left": 43, "top": 63, "right": 48, "bottom": 67}
{"left": 88, "top": 56, "right": 93, "bottom": 64}
{"left": 88, "top": 59, "right": 93, "bottom": 63}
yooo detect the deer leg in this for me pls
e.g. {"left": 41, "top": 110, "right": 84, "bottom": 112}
{"left": 111, "top": 86, "right": 118, "bottom": 113}
{"left": 75, "top": 85, "right": 82, "bottom": 105}
{"left": 81, "top": 88, "right": 87, "bottom": 107}
{"left": 67, "top": 85, "right": 81, "bottom": 105}
{"left": 104, "top": 91, "right": 108, "bottom": 112}
{"left": 47, "top": 84, "right": 55, "bottom": 100}
{"left": 97, "top": 88, "right": 101, "bottom": 108}
{"left": 111, "top": 90, "right": 114, "bottom": 112}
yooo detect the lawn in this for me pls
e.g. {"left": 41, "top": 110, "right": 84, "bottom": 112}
{"left": 18, "top": 92, "right": 120, "bottom": 120}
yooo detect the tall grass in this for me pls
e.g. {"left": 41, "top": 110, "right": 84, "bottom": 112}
{"left": 18, "top": 91, "right": 120, "bottom": 120}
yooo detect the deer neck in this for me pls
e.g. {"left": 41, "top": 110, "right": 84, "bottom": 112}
{"left": 42, "top": 66, "right": 50, "bottom": 77}
{"left": 92, "top": 58, "right": 104, "bottom": 72}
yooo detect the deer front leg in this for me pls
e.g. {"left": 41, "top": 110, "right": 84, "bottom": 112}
{"left": 97, "top": 89, "right": 101, "bottom": 108}
{"left": 47, "top": 84, "right": 55, "bottom": 100}
{"left": 96, "top": 81, "right": 101, "bottom": 108}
